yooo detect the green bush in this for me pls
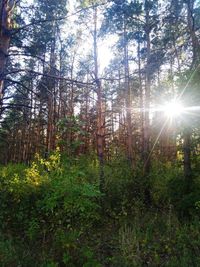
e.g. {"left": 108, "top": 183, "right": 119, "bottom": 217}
{"left": 0, "top": 155, "right": 200, "bottom": 266}
{"left": 0, "top": 152, "right": 102, "bottom": 266}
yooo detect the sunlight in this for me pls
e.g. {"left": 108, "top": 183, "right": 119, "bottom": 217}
{"left": 162, "top": 100, "right": 184, "bottom": 118}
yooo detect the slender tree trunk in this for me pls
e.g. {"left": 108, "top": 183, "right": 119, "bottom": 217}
{"left": 143, "top": 3, "right": 151, "bottom": 175}
{"left": 138, "top": 40, "right": 144, "bottom": 160}
{"left": 183, "top": 128, "right": 192, "bottom": 181}
{"left": 123, "top": 23, "right": 134, "bottom": 167}
{"left": 47, "top": 27, "right": 56, "bottom": 153}
{"left": 182, "top": 0, "right": 200, "bottom": 181}
{"left": 172, "top": 38, "right": 181, "bottom": 72}
{"left": 186, "top": 0, "right": 200, "bottom": 66}
{"left": 69, "top": 52, "right": 76, "bottom": 151}
{"left": 93, "top": 6, "right": 105, "bottom": 193}
{"left": 0, "top": 0, "right": 16, "bottom": 117}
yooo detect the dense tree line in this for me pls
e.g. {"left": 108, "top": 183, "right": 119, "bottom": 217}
{"left": 0, "top": 0, "right": 199, "bottom": 174}
{"left": 1, "top": 0, "right": 200, "bottom": 181}
{"left": 0, "top": 0, "right": 200, "bottom": 266}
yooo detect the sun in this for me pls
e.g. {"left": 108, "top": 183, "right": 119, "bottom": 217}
{"left": 163, "top": 100, "right": 184, "bottom": 118}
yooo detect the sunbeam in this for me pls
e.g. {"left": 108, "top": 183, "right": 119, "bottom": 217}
{"left": 163, "top": 101, "right": 184, "bottom": 118}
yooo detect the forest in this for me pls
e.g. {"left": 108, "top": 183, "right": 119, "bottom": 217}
{"left": 0, "top": 0, "right": 200, "bottom": 266}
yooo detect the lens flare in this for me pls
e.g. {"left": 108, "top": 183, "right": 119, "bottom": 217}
{"left": 163, "top": 101, "right": 184, "bottom": 118}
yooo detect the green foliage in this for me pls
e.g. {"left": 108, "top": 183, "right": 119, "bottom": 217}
{"left": 103, "top": 157, "right": 146, "bottom": 219}
{"left": 168, "top": 175, "right": 200, "bottom": 218}
{"left": 0, "top": 152, "right": 101, "bottom": 266}
{"left": 148, "top": 161, "right": 200, "bottom": 218}
{"left": 0, "top": 156, "right": 200, "bottom": 266}
{"left": 57, "top": 116, "right": 88, "bottom": 154}
{"left": 149, "top": 161, "right": 182, "bottom": 207}
{"left": 114, "top": 213, "right": 200, "bottom": 267}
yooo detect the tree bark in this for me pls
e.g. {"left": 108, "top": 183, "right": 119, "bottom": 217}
{"left": 182, "top": 0, "right": 200, "bottom": 181}
{"left": 185, "top": 0, "right": 200, "bottom": 66}
{"left": 123, "top": 22, "right": 135, "bottom": 168}
{"left": 183, "top": 128, "right": 192, "bottom": 181}
{"left": 143, "top": 1, "right": 151, "bottom": 175}
{"left": 93, "top": 6, "right": 105, "bottom": 193}
{"left": 0, "top": 0, "right": 16, "bottom": 116}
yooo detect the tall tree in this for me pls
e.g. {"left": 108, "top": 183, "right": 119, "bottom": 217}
{"left": 0, "top": 0, "right": 16, "bottom": 115}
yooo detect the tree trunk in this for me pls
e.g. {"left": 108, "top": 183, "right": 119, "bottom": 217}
{"left": 0, "top": 0, "right": 16, "bottom": 116}
{"left": 183, "top": 128, "right": 192, "bottom": 181}
{"left": 47, "top": 27, "right": 56, "bottom": 153}
{"left": 182, "top": 0, "right": 200, "bottom": 181}
{"left": 123, "top": 23, "right": 134, "bottom": 167}
{"left": 138, "top": 40, "right": 144, "bottom": 160}
{"left": 143, "top": 2, "right": 151, "bottom": 175}
{"left": 93, "top": 6, "right": 105, "bottom": 193}
{"left": 186, "top": 0, "right": 200, "bottom": 66}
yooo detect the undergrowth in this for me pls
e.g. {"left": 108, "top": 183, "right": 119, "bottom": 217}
{"left": 0, "top": 151, "right": 200, "bottom": 266}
